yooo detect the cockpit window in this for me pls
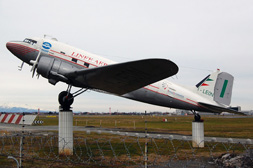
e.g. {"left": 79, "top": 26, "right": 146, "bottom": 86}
{"left": 23, "top": 38, "right": 37, "bottom": 45}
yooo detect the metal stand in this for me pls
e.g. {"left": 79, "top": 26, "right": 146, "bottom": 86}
{"left": 192, "top": 121, "right": 204, "bottom": 148}
{"left": 57, "top": 86, "right": 87, "bottom": 155}
{"left": 58, "top": 106, "right": 73, "bottom": 155}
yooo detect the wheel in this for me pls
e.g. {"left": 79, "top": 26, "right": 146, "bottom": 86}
{"left": 194, "top": 113, "right": 201, "bottom": 122}
{"left": 58, "top": 91, "right": 74, "bottom": 108}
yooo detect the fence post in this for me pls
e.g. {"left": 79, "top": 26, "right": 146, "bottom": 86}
{"left": 144, "top": 111, "right": 148, "bottom": 168}
{"left": 20, "top": 112, "right": 25, "bottom": 168}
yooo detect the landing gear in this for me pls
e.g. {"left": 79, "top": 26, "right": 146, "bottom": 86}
{"left": 58, "top": 91, "right": 74, "bottom": 110}
{"left": 191, "top": 110, "right": 202, "bottom": 122}
{"left": 194, "top": 113, "right": 201, "bottom": 122}
{"left": 58, "top": 85, "right": 88, "bottom": 110}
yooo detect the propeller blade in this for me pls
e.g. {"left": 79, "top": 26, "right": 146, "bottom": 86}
{"left": 30, "top": 49, "right": 41, "bottom": 78}
{"left": 32, "top": 68, "right": 36, "bottom": 78}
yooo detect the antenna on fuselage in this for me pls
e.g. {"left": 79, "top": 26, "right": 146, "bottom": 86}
{"left": 43, "top": 34, "right": 58, "bottom": 41}
{"left": 18, "top": 62, "right": 24, "bottom": 71}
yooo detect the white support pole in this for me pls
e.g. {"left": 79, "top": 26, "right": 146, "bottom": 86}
{"left": 59, "top": 109, "right": 73, "bottom": 155}
{"left": 192, "top": 121, "right": 204, "bottom": 148}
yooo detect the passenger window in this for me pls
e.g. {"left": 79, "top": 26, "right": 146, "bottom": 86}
{"left": 72, "top": 58, "right": 77, "bottom": 63}
{"left": 84, "top": 62, "right": 90, "bottom": 68}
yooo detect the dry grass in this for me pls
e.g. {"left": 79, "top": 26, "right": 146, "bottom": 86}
{"left": 37, "top": 115, "right": 253, "bottom": 138}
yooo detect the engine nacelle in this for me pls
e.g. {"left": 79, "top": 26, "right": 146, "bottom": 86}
{"left": 37, "top": 56, "right": 77, "bottom": 85}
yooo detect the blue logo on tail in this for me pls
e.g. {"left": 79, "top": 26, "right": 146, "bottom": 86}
{"left": 42, "top": 42, "right": 52, "bottom": 50}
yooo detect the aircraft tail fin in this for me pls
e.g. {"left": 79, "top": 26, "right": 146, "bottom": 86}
{"left": 196, "top": 69, "right": 234, "bottom": 105}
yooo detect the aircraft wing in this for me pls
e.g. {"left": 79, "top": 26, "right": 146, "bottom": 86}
{"left": 66, "top": 59, "right": 178, "bottom": 95}
{"left": 198, "top": 102, "right": 246, "bottom": 115}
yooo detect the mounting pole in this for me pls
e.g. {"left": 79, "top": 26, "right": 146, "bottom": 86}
{"left": 191, "top": 110, "right": 204, "bottom": 148}
{"left": 192, "top": 120, "right": 204, "bottom": 148}
{"left": 58, "top": 106, "right": 73, "bottom": 155}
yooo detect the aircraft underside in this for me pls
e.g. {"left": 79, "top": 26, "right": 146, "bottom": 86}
{"left": 122, "top": 88, "right": 209, "bottom": 112}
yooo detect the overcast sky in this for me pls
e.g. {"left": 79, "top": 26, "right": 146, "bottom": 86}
{"left": 0, "top": 0, "right": 253, "bottom": 112}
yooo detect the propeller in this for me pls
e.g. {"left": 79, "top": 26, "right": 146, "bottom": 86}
{"left": 30, "top": 49, "right": 42, "bottom": 78}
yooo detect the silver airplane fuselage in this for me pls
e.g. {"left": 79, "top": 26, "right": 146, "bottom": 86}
{"left": 6, "top": 37, "right": 234, "bottom": 114}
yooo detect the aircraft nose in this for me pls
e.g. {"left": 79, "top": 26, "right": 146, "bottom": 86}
{"left": 6, "top": 41, "right": 39, "bottom": 64}
{"left": 6, "top": 42, "right": 22, "bottom": 57}
{"left": 6, "top": 42, "right": 14, "bottom": 51}
{"left": 6, "top": 41, "right": 36, "bottom": 59}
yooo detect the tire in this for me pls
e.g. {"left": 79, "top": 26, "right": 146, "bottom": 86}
{"left": 58, "top": 91, "right": 74, "bottom": 107}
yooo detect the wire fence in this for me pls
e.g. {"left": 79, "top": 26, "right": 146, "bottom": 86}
{"left": 0, "top": 134, "right": 252, "bottom": 168}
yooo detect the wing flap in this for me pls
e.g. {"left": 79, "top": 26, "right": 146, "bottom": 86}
{"left": 66, "top": 59, "right": 178, "bottom": 95}
{"left": 198, "top": 102, "right": 245, "bottom": 115}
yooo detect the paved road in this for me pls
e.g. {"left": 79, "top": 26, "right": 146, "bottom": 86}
{"left": 0, "top": 123, "right": 252, "bottom": 144}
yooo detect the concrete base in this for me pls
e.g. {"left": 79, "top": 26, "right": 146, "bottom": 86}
{"left": 59, "top": 109, "right": 73, "bottom": 155}
{"left": 192, "top": 121, "right": 204, "bottom": 148}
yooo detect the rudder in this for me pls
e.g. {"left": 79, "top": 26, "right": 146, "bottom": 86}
{"left": 214, "top": 72, "right": 234, "bottom": 105}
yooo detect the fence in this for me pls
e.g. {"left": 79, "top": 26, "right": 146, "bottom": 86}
{"left": 0, "top": 133, "right": 252, "bottom": 168}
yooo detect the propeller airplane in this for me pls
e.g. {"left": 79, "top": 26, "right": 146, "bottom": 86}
{"left": 6, "top": 36, "right": 244, "bottom": 121}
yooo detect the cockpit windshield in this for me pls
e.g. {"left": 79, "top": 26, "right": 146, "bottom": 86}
{"left": 23, "top": 38, "right": 37, "bottom": 45}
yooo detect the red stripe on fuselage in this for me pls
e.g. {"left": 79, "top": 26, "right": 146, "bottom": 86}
{"left": 186, "top": 98, "right": 198, "bottom": 104}
{"left": 149, "top": 85, "right": 159, "bottom": 89}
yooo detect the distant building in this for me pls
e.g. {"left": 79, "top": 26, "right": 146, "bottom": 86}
{"left": 241, "top": 110, "right": 253, "bottom": 115}
{"left": 175, "top": 109, "right": 216, "bottom": 116}
{"left": 175, "top": 109, "right": 191, "bottom": 116}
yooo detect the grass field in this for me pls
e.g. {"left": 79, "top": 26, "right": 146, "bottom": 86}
{"left": 1, "top": 115, "right": 252, "bottom": 167}
{"left": 37, "top": 115, "right": 253, "bottom": 139}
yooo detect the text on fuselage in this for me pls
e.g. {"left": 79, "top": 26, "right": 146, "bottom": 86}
{"left": 71, "top": 52, "right": 108, "bottom": 66}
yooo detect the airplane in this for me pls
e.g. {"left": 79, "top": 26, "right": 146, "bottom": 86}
{"left": 6, "top": 36, "right": 244, "bottom": 121}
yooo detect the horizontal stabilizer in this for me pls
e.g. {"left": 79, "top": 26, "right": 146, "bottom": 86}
{"left": 66, "top": 59, "right": 178, "bottom": 95}
{"left": 198, "top": 102, "right": 245, "bottom": 115}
